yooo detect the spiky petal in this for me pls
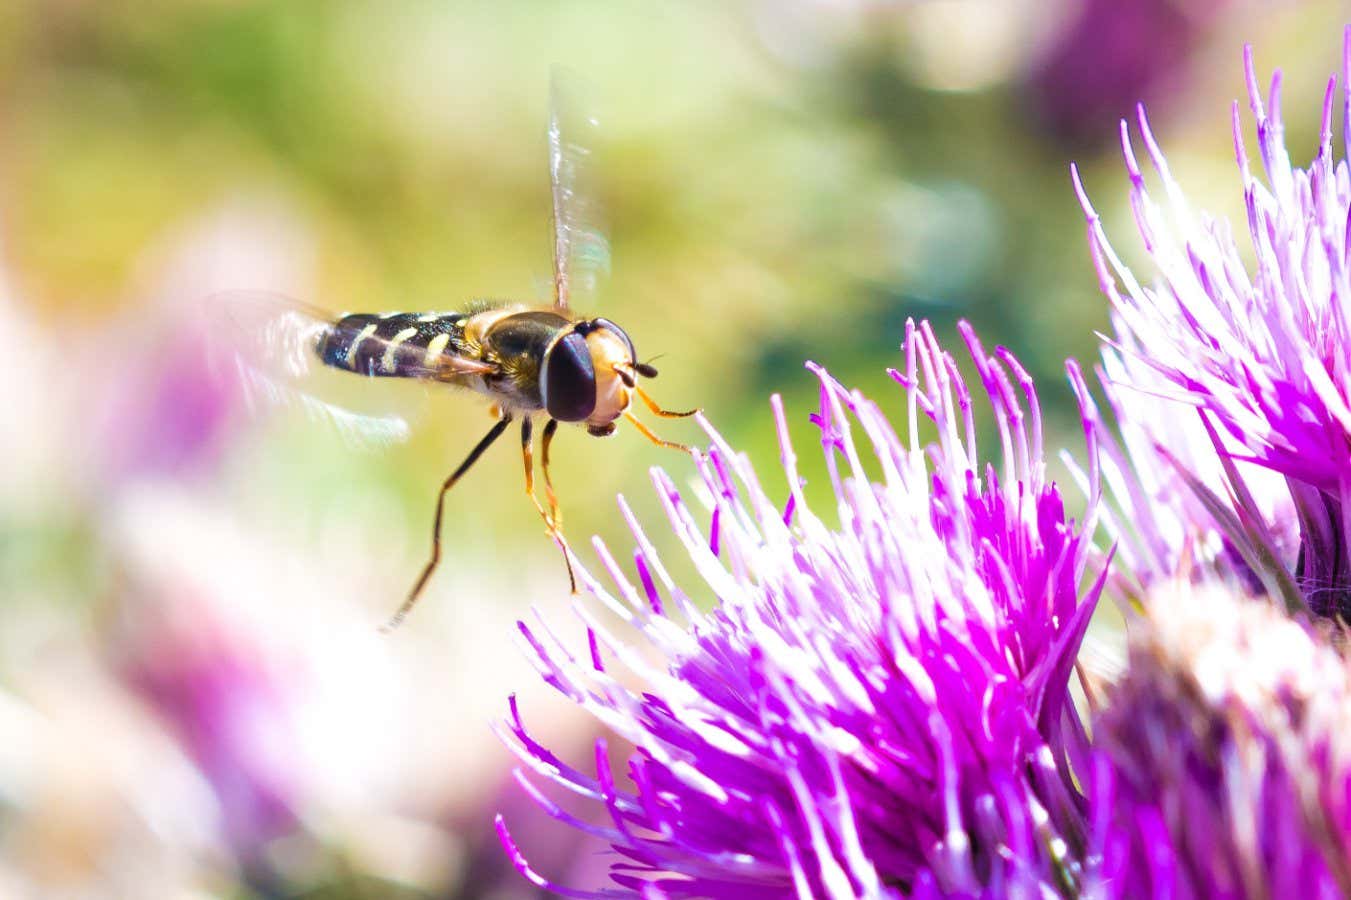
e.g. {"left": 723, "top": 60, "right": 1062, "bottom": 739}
{"left": 1087, "top": 581, "right": 1351, "bottom": 898}
{"left": 1071, "top": 34, "right": 1351, "bottom": 613}
{"left": 498, "top": 320, "right": 1105, "bottom": 896}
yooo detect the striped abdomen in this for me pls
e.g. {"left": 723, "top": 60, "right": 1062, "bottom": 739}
{"left": 316, "top": 312, "right": 472, "bottom": 378}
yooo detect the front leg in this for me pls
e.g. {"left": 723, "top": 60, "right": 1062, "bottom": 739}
{"left": 522, "top": 417, "right": 577, "bottom": 593}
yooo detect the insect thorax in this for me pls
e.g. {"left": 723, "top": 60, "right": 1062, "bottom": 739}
{"left": 477, "top": 310, "right": 577, "bottom": 411}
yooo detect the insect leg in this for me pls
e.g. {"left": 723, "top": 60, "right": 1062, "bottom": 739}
{"left": 522, "top": 417, "right": 577, "bottom": 593}
{"left": 634, "top": 384, "right": 699, "bottom": 418}
{"left": 384, "top": 414, "right": 512, "bottom": 632}
{"left": 540, "top": 419, "right": 561, "bottom": 528}
{"left": 521, "top": 417, "right": 537, "bottom": 498}
{"left": 624, "top": 410, "right": 696, "bottom": 455}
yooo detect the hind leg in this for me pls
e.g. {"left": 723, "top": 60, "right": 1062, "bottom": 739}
{"left": 385, "top": 413, "right": 512, "bottom": 631}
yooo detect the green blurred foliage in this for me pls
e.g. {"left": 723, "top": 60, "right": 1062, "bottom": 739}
{"left": 4, "top": 0, "right": 1347, "bottom": 612}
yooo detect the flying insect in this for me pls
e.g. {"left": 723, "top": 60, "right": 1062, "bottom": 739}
{"left": 217, "top": 78, "right": 696, "bottom": 629}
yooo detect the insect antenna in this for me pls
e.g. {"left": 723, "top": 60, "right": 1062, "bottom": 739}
{"left": 634, "top": 353, "right": 665, "bottom": 379}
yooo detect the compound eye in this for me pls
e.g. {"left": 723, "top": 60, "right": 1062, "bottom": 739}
{"left": 541, "top": 331, "right": 596, "bottom": 422}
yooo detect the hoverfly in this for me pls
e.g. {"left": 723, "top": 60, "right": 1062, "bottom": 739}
{"left": 216, "top": 77, "right": 696, "bottom": 629}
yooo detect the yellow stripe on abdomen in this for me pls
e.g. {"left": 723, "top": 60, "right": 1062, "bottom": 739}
{"left": 344, "top": 323, "right": 379, "bottom": 369}
{"left": 423, "top": 332, "right": 451, "bottom": 367}
{"left": 381, "top": 327, "right": 420, "bottom": 373}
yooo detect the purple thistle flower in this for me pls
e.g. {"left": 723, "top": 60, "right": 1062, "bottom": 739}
{"left": 119, "top": 591, "right": 303, "bottom": 863}
{"left": 1071, "top": 31, "right": 1351, "bottom": 615}
{"left": 497, "top": 321, "right": 1107, "bottom": 896}
{"left": 1066, "top": 336, "right": 1298, "bottom": 600}
{"left": 97, "top": 321, "right": 242, "bottom": 483}
{"left": 1085, "top": 581, "right": 1351, "bottom": 898}
{"left": 1027, "top": 0, "right": 1229, "bottom": 147}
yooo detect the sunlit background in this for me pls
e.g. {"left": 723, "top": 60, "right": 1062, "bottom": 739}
{"left": 0, "top": 1, "right": 1344, "bottom": 896}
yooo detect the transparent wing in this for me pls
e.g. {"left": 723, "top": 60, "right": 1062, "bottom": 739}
{"left": 549, "top": 69, "right": 611, "bottom": 312}
{"left": 205, "top": 291, "right": 485, "bottom": 451}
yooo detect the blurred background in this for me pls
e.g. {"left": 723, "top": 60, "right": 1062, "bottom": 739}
{"left": 0, "top": 1, "right": 1344, "bottom": 896}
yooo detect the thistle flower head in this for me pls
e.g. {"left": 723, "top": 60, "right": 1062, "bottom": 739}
{"left": 120, "top": 587, "right": 304, "bottom": 860}
{"left": 1027, "top": 0, "right": 1229, "bottom": 146}
{"left": 498, "top": 321, "right": 1105, "bottom": 896}
{"left": 1072, "top": 32, "right": 1351, "bottom": 614}
{"left": 1068, "top": 338, "right": 1298, "bottom": 602}
{"left": 1087, "top": 581, "right": 1351, "bottom": 898}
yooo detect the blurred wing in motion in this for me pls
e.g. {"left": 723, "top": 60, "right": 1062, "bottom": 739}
{"left": 549, "top": 70, "right": 611, "bottom": 311}
{"left": 206, "top": 291, "right": 485, "bottom": 450}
